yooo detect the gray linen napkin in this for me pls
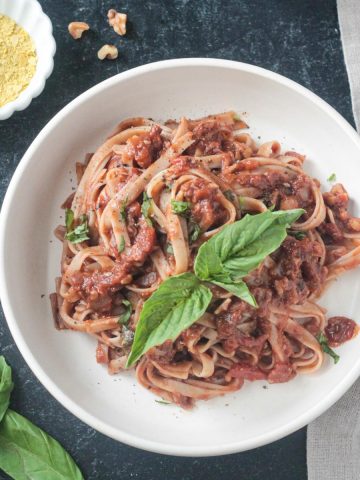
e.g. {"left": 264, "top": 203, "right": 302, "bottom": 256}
{"left": 307, "top": 1, "right": 360, "bottom": 478}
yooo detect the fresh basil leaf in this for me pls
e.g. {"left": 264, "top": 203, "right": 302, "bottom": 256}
{"left": 0, "top": 409, "right": 84, "bottom": 480}
{"left": 171, "top": 200, "right": 191, "bottom": 215}
{"left": 212, "top": 280, "right": 257, "bottom": 307}
{"left": 195, "top": 210, "right": 304, "bottom": 280}
{"left": 65, "top": 214, "right": 90, "bottom": 244}
{"left": 141, "top": 192, "right": 153, "bottom": 226}
{"left": 65, "top": 208, "right": 74, "bottom": 232}
{"left": 188, "top": 219, "right": 201, "bottom": 244}
{"left": 0, "top": 356, "right": 13, "bottom": 423}
{"left": 317, "top": 332, "right": 340, "bottom": 364}
{"left": 327, "top": 173, "right": 336, "bottom": 183}
{"left": 126, "top": 273, "right": 212, "bottom": 367}
{"left": 118, "top": 235, "right": 125, "bottom": 253}
{"left": 268, "top": 204, "right": 276, "bottom": 211}
{"left": 119, "top": 299, "right": 132, "bottom": 325}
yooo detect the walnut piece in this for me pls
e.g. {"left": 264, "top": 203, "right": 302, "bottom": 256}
{"left": 97, "top": 44, "right": 118, "bottom": 60}
{"left": 68, "top": 21, "right": 90, "bottom": 40}
{"left": 107, "top": 9, "right": 127, "bottom": 36}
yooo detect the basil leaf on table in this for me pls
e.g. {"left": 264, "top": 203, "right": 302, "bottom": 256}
{"left": 126, "top": 273, "right": 212, "bottom": 367}
{"left": 0, "top": 357, "right": 13, "bottom": 423}
{"left": 195, "top": 209, "right": 304, "bottom": 281}
{"left": 0, "top": 409, "right": 84, "bottom": 480}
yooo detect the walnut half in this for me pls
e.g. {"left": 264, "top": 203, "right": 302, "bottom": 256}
{"left": 97, "top": 44, "right": 118, "bottom": 60}
{"left": 107, "top": 9, "right": 127, "bottom": 36}
{"left": 68, "top": 21, "right": 90, "bottom": 40}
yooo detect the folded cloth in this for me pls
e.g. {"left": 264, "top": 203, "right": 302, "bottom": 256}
{"left": 307, "top": 1, "right": 360, "bottom": 479}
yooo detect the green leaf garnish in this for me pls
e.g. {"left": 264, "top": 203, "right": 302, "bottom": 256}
{"left": 118, "top": 235, "right": 125, "bottom": 253}
{"left": 188, "top": 219, "right": 201, "bottom": 244}
{"left": 65, "top": 208, "right": 74, "bottom": 232}
{"left": 317, "top": 332, "right": 340, "bottom": 364}
{"left": 126, "top": 273, "right": 212, "bottom": 367}
{"left": 119, "top": 299, "right": 132, "bottom": 325}
{"left": 0, "top": 356, "right": 13, "bottom": 423}
{"left": 155, "top": 399, "right": 172, "bottom": 405}
{"left": 194, "top": 209, "right": 304, "bottom": 304}
{"left": 268, "top": 204, "right": 276, "bottom": 211}
{"left": 327, "top": 173, "right": 337, "bottom": 182}
{"left": 171, "top": 200, "right": 191, "bottom": 216}
{"left": 65, "top": 214, "right": 90, "bottom": 244}
{"left": 119, "top": 200, "right": 127, "bottom": 223}
{"left": 141, "top": 192, "right": 153, "bottom": 226}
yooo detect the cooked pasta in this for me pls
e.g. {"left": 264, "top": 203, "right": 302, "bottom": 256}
{"left": 51, "top": 112, "right": 360, "bottom": 408}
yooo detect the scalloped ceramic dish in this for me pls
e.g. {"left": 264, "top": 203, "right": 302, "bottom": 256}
{"left": 1, "top": 59, "right": 360, "bottom": 456}
{"left": 0, "top": 0, "right": 55, "bottom": 120}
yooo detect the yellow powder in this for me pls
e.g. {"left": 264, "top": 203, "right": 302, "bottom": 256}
{"left": 0, "top": 14, "right": 37, "bottom": 107}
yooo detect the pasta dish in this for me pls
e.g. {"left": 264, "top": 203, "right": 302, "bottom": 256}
{"left": 51, "top": 112, "right": 360, "bottom": 408}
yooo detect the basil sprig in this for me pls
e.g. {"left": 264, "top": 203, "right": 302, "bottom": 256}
{"left": 317, "top": 332, "right": 340, "bottom": 364}
{"left": 194, "top": 209, "right": 304, "bottom": 305}
{"left": 0, "top": 356, "right": 84, "bottom": 479}
{"left": 65, "top": 209, "right": 90, "bottom": 244}
{"left": 126, "top": 209, "right": 303, "bottom": 367}
{"left": 126, "top": 273, "right": 212, "bottom": 366}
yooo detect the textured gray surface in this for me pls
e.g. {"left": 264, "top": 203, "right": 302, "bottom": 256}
{"left": 0, "top": 0, "right": 354, "bottom": 479}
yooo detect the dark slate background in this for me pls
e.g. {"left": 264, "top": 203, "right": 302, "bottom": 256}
{"left": 0, "top": 1, "right": 354, "bottom": 479}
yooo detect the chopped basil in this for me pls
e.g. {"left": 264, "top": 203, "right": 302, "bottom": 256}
{"left": 155, "top": 399, "right": 172, "bottom": 405}
{"left": 327, "top": 173, "right": 337, "bottom": 182}
{"left": 118, "top": 299, "right": 132, "bottom": 325}
{"left": 65, "top": 214, "right": 90, "bottom": 244}
{"left": 119, "top": 200, "right": 127, "bottom": 223}
{"left": 171, "top": 199, "right": 191, "bottom": 216}
{"left": 166, "top": 243, "right": 174, "bottom": 255}
{"left": 316, "top": 332, "right": 340, "bottom": 364}
{"left": 224, "top": 190, "right": 236, "bottom": 202}
{"left": 268, "top": 204, "right": 276, "bottom": 211}
{"left": 118, "top": 235, "right": 125, "bottom": 253}
{"left": 290, "top": 231, "right": 306, "bottom": 240}
{"left": 0, "top": 356, "right": 84, "bottom": 479}
{"left": 141, "top": 192, "right": 153, "bottom": 226}
{"left": 65, "top": 208, "right": 74, "bottom": 232}
{"left": 188, "top": 219, "right": 201, "bottom": 244}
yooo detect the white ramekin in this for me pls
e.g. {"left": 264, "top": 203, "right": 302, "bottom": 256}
{"left": 0, "top": 0, "right": 56, "bottom": 120}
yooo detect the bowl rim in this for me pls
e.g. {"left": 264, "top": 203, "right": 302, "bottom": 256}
{"left": 1, "top": 57, "right": 360, "bottom": 456}
{"left": 0, "top": 0, "right": 56, "bottom": 120}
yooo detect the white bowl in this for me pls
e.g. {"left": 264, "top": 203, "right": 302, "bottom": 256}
{"left": 1, "top": 58, "right": 360, "bottom": 456}
{"left": 0, "top": 0, "right": 55, "bottom": 120}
